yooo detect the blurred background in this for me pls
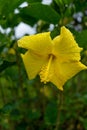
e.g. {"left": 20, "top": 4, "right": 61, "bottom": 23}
{"left": 0, "top": 0, "right": 87, "bottom": 130}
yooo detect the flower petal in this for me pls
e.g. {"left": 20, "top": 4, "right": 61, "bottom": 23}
{"left": 18, "top": 32, "right": 52, "bottom": 55}
{"left": 48, "top": 60, "right": 65, "bottom": 90}
{"left": 53, "top": 26, "right": 82, "bottom": 62}
{"left": 21, "top": 50, "right": 48, "bottom": 79}
{"left": 50, "top": 59, "right": 87, "bottom": 90}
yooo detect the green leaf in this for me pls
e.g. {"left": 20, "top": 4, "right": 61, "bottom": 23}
{"left": 44, "top": 102, "right": 58, "bottom": 125}
{"left": 0, "top": 0, "right": 25, "bottom": 28}
{"left": 0, "top": 44, "right": 6, "bottom": 53}
{"left": 0, "top": 33, "right": 9, "bottom": 45}
{"left": 19, "top": 13, "right": 38, "bottom": 26}
{"left": 83, "top": 119, "right": 87, "bottom": 130}
{"left": 26, "top": 0, "right": 42, "bottom": 3}
{"left": 74, "top": 0, "right": 87, "bottom": 12}
{"left": 73, "top": 30, "right": 87, "bottom": 49}
{"left": 10, "top": 109, "right": 22, "bottom": 121}
{"left": 54, "top": 0, "right": 64, "bottom": 6}
{"left": 0, "top": 0, "right": 24, "bottom": 15}
{"left": 0, "top": 60, "right": 16, "bottom": 72}
{"left": 20, "top": 3, "right": 60, "bottom": 24}
{"left": 27, "top": 109, "right": 41, "bottom": 120}
{"left": 1, "top": 103, "right": 14, "bottom": 114}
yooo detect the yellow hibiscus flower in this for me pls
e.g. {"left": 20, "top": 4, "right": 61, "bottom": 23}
{"left": 18, "top": 26, "right": 87, "bottom": 90}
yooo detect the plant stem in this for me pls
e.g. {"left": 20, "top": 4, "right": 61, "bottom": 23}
{"left": 15, "top": 44, "right": 24, "bottom": 98}
{"left": 0, "top": 80, "right": 7, "bottom": 105}
{"left": 55, "top": 91, "right": 63, "bottom": 130}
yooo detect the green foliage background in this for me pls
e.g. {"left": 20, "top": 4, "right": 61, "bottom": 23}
{"left": 0, "top": 0, "right": 87, "bottom": 130}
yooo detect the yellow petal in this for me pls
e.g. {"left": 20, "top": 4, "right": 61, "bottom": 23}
{"left": 50, "top": 59, "right": 87, "bottom": 90}
{"left": 60, "top": 62, "right": 87, "bottom": 80}
{"left": 21, "top": 50, "right": 48, "bottom": 79}
{"left": 49, "top": 60, "right": 65, "bottom": 91}
{"left": 18, "top": 32, "right": 52, "bottom": 55}
{"left": 53, "top": 26, "right": 82, "bottom": 62}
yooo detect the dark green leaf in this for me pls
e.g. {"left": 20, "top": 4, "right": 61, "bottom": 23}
{"left": 19, "top": 13, "right": 38, "bottom": 26}
{"left": 0, "top": 60, "right": 16, "bottom": 72}
{"left": 20, "top": 3, "right": 60, "bottom": 24}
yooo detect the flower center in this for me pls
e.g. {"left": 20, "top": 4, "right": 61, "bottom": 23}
{"left": 39, "top": 54, "right": 54, "bottom": 84}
